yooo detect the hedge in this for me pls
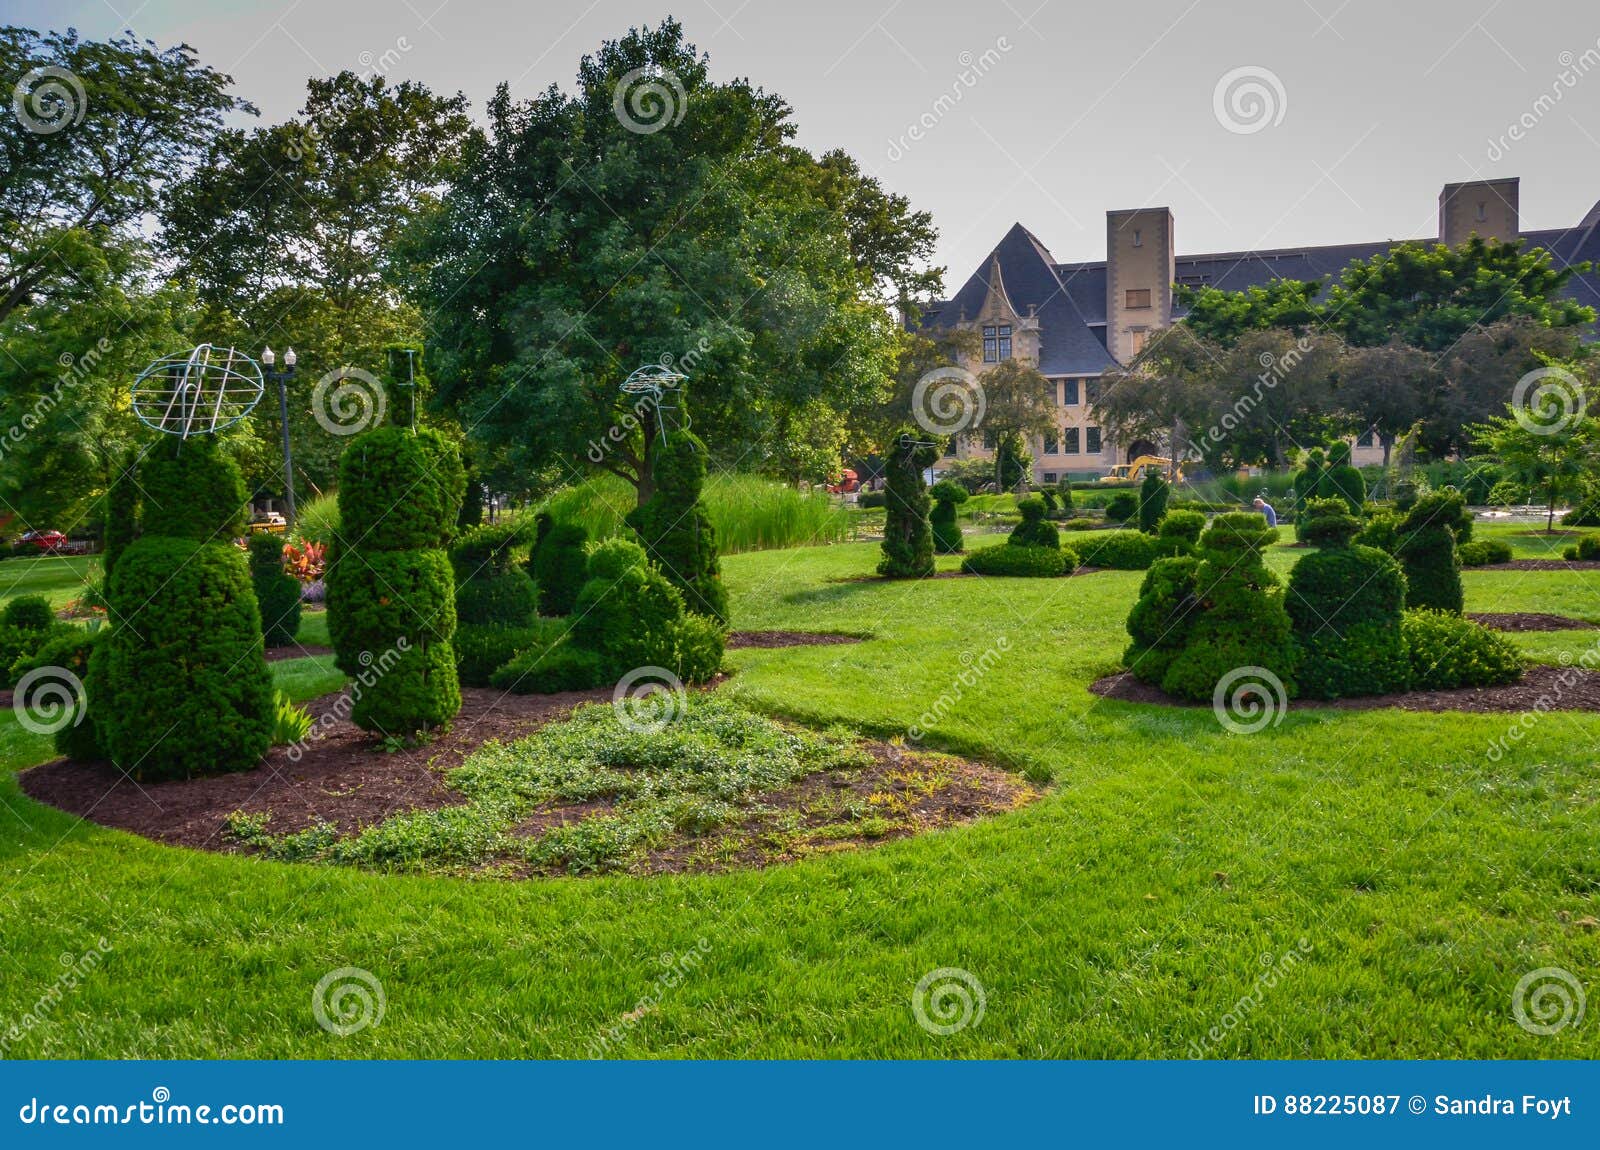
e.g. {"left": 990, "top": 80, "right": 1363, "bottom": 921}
{"left": 1077, "top": 530, "right": 1157, "bottom": 570}
{"left": 960, "top": 543, "right": 1075, "bottom": 578}
{"left": 1402, "top": 609, "right": 1523, "bottom": 689}
{"left": 1460, "top": 539, "right": 1513, "bottom": 566}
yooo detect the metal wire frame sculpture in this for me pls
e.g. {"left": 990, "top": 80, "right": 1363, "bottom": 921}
{"left": 619, "top": 362, "right": 690, "bottom": 446}
{"left": 131, "top": 344, "right": 264, "bottom": 439}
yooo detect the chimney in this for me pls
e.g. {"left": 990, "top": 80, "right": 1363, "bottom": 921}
{"left": 1439, "top": 178, "right": 1519, "bottom": 246}
{"left": 1105, "top": 207, "right": 1174, "bottom": 363}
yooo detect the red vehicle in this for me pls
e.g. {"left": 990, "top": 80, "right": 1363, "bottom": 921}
{"left": 16, "top": 529, "right": 67, "bottom": 554}
{"left": 826, "top": 469, "right": 860, "bottom": 495}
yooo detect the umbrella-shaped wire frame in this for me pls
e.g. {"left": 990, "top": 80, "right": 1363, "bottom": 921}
{"left": 131, "top": 344, "right": 264, "bottom": 438}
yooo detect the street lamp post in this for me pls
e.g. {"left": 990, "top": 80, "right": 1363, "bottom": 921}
{"left": 262, "top": 346, "right": 298, "bottom": 528}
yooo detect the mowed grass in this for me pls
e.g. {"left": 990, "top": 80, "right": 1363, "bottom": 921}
{"left": 0, "top": 538, "right": 1597, "bottom": 1058}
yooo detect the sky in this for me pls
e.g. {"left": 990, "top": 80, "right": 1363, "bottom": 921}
{"left": 8, "top": 0, "right": 1600, "bottom": 297}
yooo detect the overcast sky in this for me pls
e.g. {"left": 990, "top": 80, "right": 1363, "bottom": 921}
{"left": 10, "top": 0, "right": 1600, "bottom": 294}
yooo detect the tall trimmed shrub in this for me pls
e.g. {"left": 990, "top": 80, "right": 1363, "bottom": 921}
{"left": 1323, "top": 442, "right": 1365, "bottom": 514}
{"left": 1396, "top": 490, "right": 1468, "bottom": 614}
{"left": 626, "top": 432, "right": 728, "bottom": 623}
{"left": 878, "top": 429, "right": 941, "bottom": 578}
{"left": 929, "top": 480, "right": 968, "bottom": 554}
{"left": 102, "top": 449, "right": 140, "bottom": 583}
{"left": 1124, "top": 555, "right": 1202, "bottom": 686}
{"left": 249, "top": 534, "right": 302, "bottom": 647}
{"left": 451, "top": 519, "right": 537, "bottom": 626}
{"left": 1137, "top": 470, "right": 1170, "bottom": 534}
{"left": 1286, "top": 499, "right": 1409, "bottom": 699}
{"left": 93, "top": 436, "right": 274, "bottom": 778}
{"left": 531, "top": 519, "right": 588, "bottom": 616}
{"left": 327, "top": 426, "right": 465, "bottom": 734}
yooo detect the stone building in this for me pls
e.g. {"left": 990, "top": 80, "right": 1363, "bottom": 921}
{"left": 913, "top": 177, "right": 1600, "bottom": 483}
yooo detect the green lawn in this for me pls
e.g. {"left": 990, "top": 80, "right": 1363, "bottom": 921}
{"left": 0, "top": 538, "right": 1597, "bottom": 1058}
{"left": 0, "top": 554, "right": 98, "bottom": 610}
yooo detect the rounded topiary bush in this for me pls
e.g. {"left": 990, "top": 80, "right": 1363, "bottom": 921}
{"left": 451, "top": 519, "right": 537, "bottom": 627}
{"left": 1396, "top": 490, "right": 1468, "bottom": 614}
{"left": 1460, "top": 539, "right": 1513, "bottom": 566}
{"left": 1077, "top": 530, "right": 1156, "bottom": 570}
{"left": 1008, "top": 496, "right": 1059, "bottom": 549}
{"left": 1562, "top": 535, "right": 1600, "bottom": 562}
{"left": 1286, "top": 500, "right": 1409, "bottom": 699}
{"left": 2, "top": 594, "right": 55, "bottom": 632}
{"left": 327, "top": 426, "right": 465, "bottom": 734}
{"left": 530, "top": 520, "right": 588, "bottom": 616}
{"left": 1323, "top": 442, "right": 1365, "bottom": 514}
{"left": 626, "top": 432, "right": 728, "bottom": 623}
{"left": 1158, "top": 512, "right": 1298, "bottom": 702}
{"left": 248, "top": 534, "right": 302, "bottom": 647}
{"left": 1123, "top": 555, "right": 1201, "bottom": 686}
{"left": 878, "top": 429, "right": 941, "bottom": 578}
{"left": 1402, "top": 609, "right": 1523, "bottom": 689}
{"left": 960, "top": 543, "right": 1073, "bottom": 578}
{"left": 929, "top": 480, "right": 968, "bottom": 554}
{"left": 101, "top": 537, "right": 274, "bottom": 779}
{"left": 1154, "top": 509, "right": 1205, "bottom": 557}
{"left": 1104, "top": 491, "right": 1138, "bottom": 524}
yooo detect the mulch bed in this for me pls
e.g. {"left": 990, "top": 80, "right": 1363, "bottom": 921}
{"left": 1468, "top": 612, "right": 1597, "bottom": 632}
{"left": 1089, "top": 663, "right": 1600, "bottom": 715}
{"left": 1475, "top": 559, "right": 1600, "bottom": 571}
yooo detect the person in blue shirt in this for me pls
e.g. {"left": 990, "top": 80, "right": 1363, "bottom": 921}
{"left": 1252, "top": 496, "right": 1278, "bottom": 527}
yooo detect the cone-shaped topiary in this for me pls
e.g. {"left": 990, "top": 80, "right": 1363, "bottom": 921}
{"left": 249, "top": 534, "right": 302, "bottom": 647}
{"left": 1008, "top": 496, "right": 1059, "bottom": 549}
{"left": 530, "top": 518, "right": 588, "bottom": 616}
{"left": 1123, "top": 555, "right": 1202, "bottom": 686}
{"left": 1396, "top": 489, "right": 1468, "bottom": 614}
{"left": 93, "top": 436, "right": 274, "bottom": 778}
{"left": 1138, "top": 470, "right": 1170, "bottom": 534}
{"left": 929, "top": 480, "right": 968, "bottom": 554}
{"left": 327, "top": 426, "right": 465, "bottom": 734}
{"left": 625, "top": 432, "right": 728, "bottom": 623}
{"left": 1156, "top": 512, "right": 1298, "bottom": 702}
{"left": 878, "top": 429, "right": 942, "bottom": 578}
{"left": 1286, "top": 498, "right": 1409, "bottom": 699}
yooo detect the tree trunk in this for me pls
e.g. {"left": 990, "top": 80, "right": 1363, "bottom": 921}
{"left": 1548, "top": 480, "right": 1557, "bottom": 534}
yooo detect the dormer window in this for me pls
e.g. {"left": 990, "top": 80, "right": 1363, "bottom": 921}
{"left": 982, "top": 323, "right": 1012, "bottom": 362}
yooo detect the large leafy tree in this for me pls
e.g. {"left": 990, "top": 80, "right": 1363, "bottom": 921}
{"left": 409, "top": 20, "right": 919, "bottom": 503}
{"left": 1469, "top": 354, "right": 1600, "bottom": 532}
{"left": 1177, "top": 278, "right": 1322, "bottom": 347}
{"left": 973, "top": 358, "right": 1055, "bottom": 491}
{"left": 1333, "top": 340, "right": 1434, "bottom": 468}
{"left": 0, "top": 26, "right": 250, "bottom": 325}
{"left": 1095, "top": 325, "right": 1221, "bottom": 473}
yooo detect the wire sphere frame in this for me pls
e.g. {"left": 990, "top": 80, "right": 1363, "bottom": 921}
{"left": 131, "top": 344, "right": 265, "bottom": 439}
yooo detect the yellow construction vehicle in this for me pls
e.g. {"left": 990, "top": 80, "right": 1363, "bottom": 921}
{"left": 1100, "top": 455, "right": 1184, "bottom": 484}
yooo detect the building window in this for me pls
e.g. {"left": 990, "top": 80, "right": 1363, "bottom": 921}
{"left": 1125, "top": 288, "right": 1151, "bottom": 309}
{"left": 982, "top": 325, "right": 996, "bottom": 362}
{"left": 1085, "top": 379, "right": 1100, "bottom": 405}
{"left": 1044, "top": 433, "right": 1058, "bottom": 455}
{"left": 1357, "top": 429, "right": 1376, "bottom": 448}
{"left": 1043, "top": 472, "right": 1058, "bottom": 484}
{"left": 1086, "top": 426, "right": 1102, "bottom": 454}
{"left": 1129, "top": 329, "right": 1148, "bottom": 356}
{"left": 982, "top": 323, "right": 1012, "bottom": 362}
{"left": 1063, "top": 378, "right": 1080, "bottom": 405}
{"left": 1476, "top": 200, "right": 1487, "bottom": 222}
{"left": 997, "top": 324, "right": 1011, "bottom": 360}
{"left": 1063, "top": 427, "right": 1080, "bottom": 454}
{"left": 1132, "top": 228, "right": 1143, "bottom": 247}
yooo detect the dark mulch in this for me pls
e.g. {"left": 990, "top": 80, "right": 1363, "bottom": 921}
{"left": 727, "top": 630, "right": 864, "bottom": 649}
{"left": 1089, "top": 663, "right": 1600, "bottom": 715}
{"left": 1468, "top": 612, "right": 1598, "bottom": 632}
{"left": 264, "top": 642, "right": 334, "bottom": 662}
{"left": 1475, "top": 559, "right": 1600, "bottom": 571}
{"left": 19, "top": 684, "right": 616, "bottom": 850}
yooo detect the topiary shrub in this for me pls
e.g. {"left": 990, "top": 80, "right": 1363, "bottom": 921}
{"left": 248, "top": 535, "right": 302, "bottom": 647}
{"left": 1077, "top": 530, "right": 1157, "bottom": 570}
{"left": 90, "top": 436, "right": 274, "bottom": 779}
{"left": 32, "top": 628, "right": 106, "bottom": 762}
{"left": 1153, "top": 509, "right": 1205, "bottom": 557}
{"left": 1056, "top": 479, "right": 1074, "bottom": 511}
{"left": 1008, "top": 496, "right": 1059, "bottom": 549}
{"left": 1396, "top": 490, "right": 1468, "bottom": 614}
{"left": 857, "top": 490, "right": 886, "bottom": 509}
{"left": 451, "top": 519, "right": 537, "bottom": 627}
{"left": 1323, "top": 441, "right": 1365, "bottom": 514}
{"left": 1123, "top": 555, "right": 1202, "bottom": 686}
{"left": 960, "top": 542, "right": 1073, "bottom": 578}
{"left": 1137, "top": 470, "right": 1170, "bottom": 533}
{"left": 626, "top": 432, "right": 728, "bottom": 623}
{"left": 2, "top": 594, "right": 54, "bottom": 632}
{"left": 455, "top": 622, "right": 549, "bottom": 687}
{"left": 928, "top": 480, "right": 969, "bottom": 554}
{"left": 492, "top": 539, "right": 724, "bottom": 693}
{"left": 1354, "top": 510, "right": 1401, "bottom": 555}
{"left": 1, "top": 596, "right": 70, "bottom": 688}
{"left": 102, "top": 449, "right": 140, "bottom": 583}
{"left": 878, "top": 429, "right": 941, "bottom": 578}
{"left": 327, "top": 426, "right": 465, "bottom": 735}
{"left": 1460, "top": 539, "right": 1513, "bottom": 566}
{"left": 529, "top": 516, "right": 588, "bottom": 617}
{"left": 1286, "top": 500, "right": 1409, "bottom": 699}
{"left": 1104, "top": 491, "right": 1138, "bottom": 524}
{"left": 1562, "top": 535, "right": 1600, "bottom": 562}
{"left": 1402, "top": 609, "right": 1523, "bottom": 689}
{"left": 1158, "top": 513, "right": 1298, "bottom": 703}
